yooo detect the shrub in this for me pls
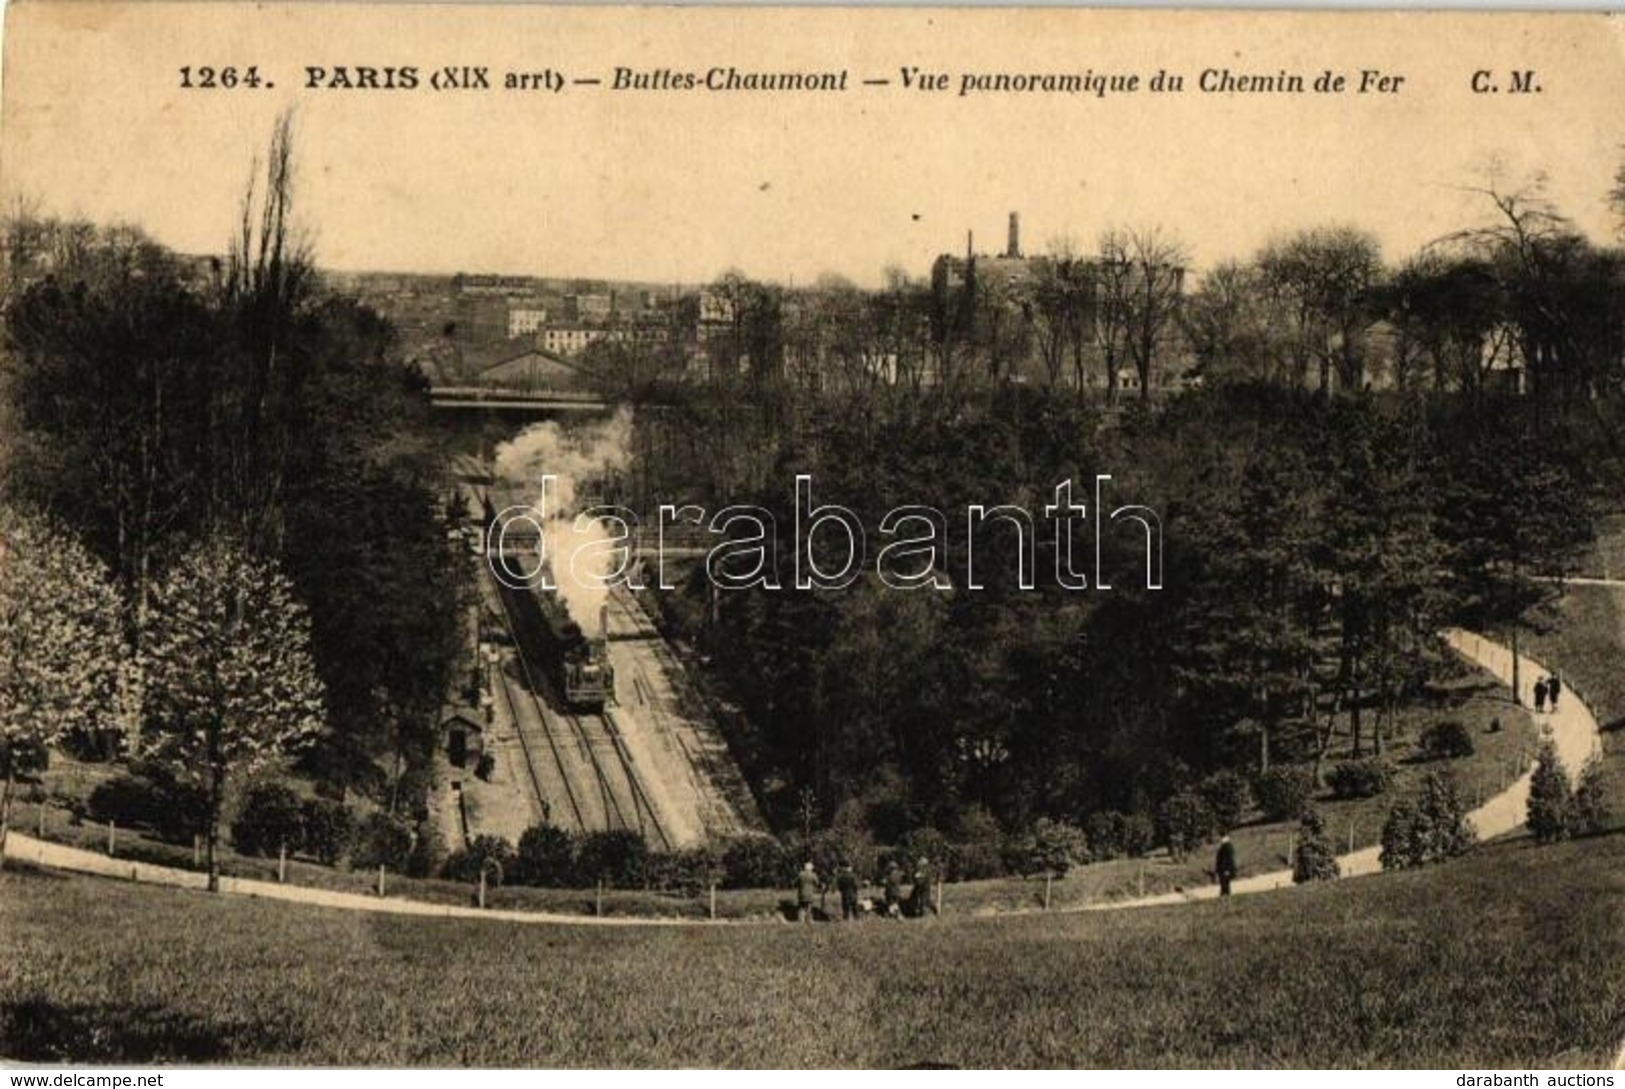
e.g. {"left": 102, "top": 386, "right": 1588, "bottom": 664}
{"left": 951, "top": 806, "right": 1006, "bottom": 881}
{"left": 405, "top": 818, "right": 447, "bottom": 879}
{"left": 1004, "top": 818, "right": 1088, "bottom": 877}
{"left": 1254, "top": 766, "right": 1316, "bottom": 823}
{"left": 1380, "top": 772, "right": 1477, "bottom": 870}
{"left": 1419, "top": 720, "right": 1475, "bottom": 760}
{"left": 1156, "top": 790, "right": 1213, "bottom": 861}
{"left": 804, "top": 825, "right": 878, "bottom": 887}
{"left": 1199, "top": 770, "right": 1252, "bottom": 832}
{"left": 1085, "top": 811, "right": 1125, "bottom": 861}
{"left": 898, "top": 826, "right": 951, "bottom": 862}
{"left": 575, "top": 829, "right": 648, "bottom": 887}
{"left": 2, "top": 736, "right": 49, "bottom": 778}
{"left": 898, "top": 826, "right": 954, "bottom": 878}
{"left": 1035, "top": 818, "right": 1089, "bottom": 876}
{"left": 1573, "top": 755, "right": 1612, "bottom": 836}
{"left": 1291, "top": 806, "right": 1340, "bottom": 884}
{"left": 351, "top": 812, "right": 414, "bottom": 871}
{"left": 1119, "top": 812, "right": 1155, "bottom": 858}
{"left": 299, "top": 798, "right": 354, "bottom": 865}
{"left": 646, "top": 846, "right": 721, "bottom": 894}
{"left": 1379, "top": 800, "right": 1424, "bottom": 870}
{"left": 85, "top": 774, "right": 163, "bottom": 831}
{"left": 443, "top": 834, "right": 515, "bottom": 886}
{"left": 721, "top": 832, "right": 789, "bottom": 889}
{"left": 515, "top": 823, "right": 577, "bottom": 886}
{"left": 1527, "top": 738, "right": 1574, "bottom": 844}
{"left": 85, "top": 769, "right": 209, "bottom": 845}
{"left": 1327, "top": 758, "right": 1395, "bottom": 800}
{"left": 231, "top": 782, "right": 304, "bottom": 858}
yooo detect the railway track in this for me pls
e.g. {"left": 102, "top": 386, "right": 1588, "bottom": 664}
{"left": 600, "top": 709, "right": 674, "bottom": 851}
{"left": 486, "top": 568, "right": 589, "bottom": 832}
{"left": 486, "top": 563, "right": 672, "bottom": 847}
{"left": 484, "top": 652, "right": 557, "bottom": 829}
{"left": 556, "top": 707, "right": 633, "bottom": 835}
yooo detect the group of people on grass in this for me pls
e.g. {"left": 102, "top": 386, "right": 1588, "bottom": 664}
{"left": 1533, "top": 673, "right": 1564, "bottom": 714}
{"left": 794, "top": 857, "right": 938, "bottom": 922}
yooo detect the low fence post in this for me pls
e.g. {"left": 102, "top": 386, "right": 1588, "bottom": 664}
{"left": 377, "top": 864, "right": 386, "bottom": 898}
{"left": 709, "top": 881, "right": 717, "bottom": 920}
{"left": 1044, "top": 873, "right": 1053, "bottom": 911}
{"left": 36, "top": 801, "right": 45, "bottom": 838}
{"left": 107, "top": 819, "right": 116, "bottom": 857}
{"left": 478, "top": 868, "right": 487, "bottom": 910}
{"left": 193, "top": 835, "right": 202, "bottom": 870}
{"left": 278, "top": 843, "right": 288, "bottom": 884}
{"left": 596, "top": 879, "right": 604, "bottom": 918}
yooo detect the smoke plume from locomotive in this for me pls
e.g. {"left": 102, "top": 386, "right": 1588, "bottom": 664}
{"left": 493, "top": 408, "right": 633, "bottom": 637}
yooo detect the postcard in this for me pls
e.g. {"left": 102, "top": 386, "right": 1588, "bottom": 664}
{"left": 1, "top": 2, "right": 1623, "bottom": 1072}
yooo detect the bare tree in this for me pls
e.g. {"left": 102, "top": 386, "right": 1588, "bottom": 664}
{"left": 1122, "top": 228, "right": 1188, "bottom": 401}
{"left": 1027, "top": 255, "right": 1092, "bottom": 392}
{"left": 1093, "top": 232, "right": 1135, "bottom": 403}
{"left": 1257, "top": 226, "right": 1383, "bottom": 394}
{"left": 1098, "top": 227, "right": 1188, "bottom": 402}
{"left": 1181, "top": 260, "right": 1285, "bottom": 385}
{"left": 217, "top": 109, "right": 317, "bottom": 553}
{"left": 1440, "top": 173, "right": 1621, "bottom": 408}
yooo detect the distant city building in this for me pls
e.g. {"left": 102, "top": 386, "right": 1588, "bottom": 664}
{"left": 566, "top": 293, "right": 613, "bottom": 322}
{"left": 507, "top": 306, "right": 548, "bottom": 337}
{"left": 541, "top": 324, "right": 606, "bottom": 356}
{"left": 455, "top": 273, "right": 535, "bottom": 297}
{"left": 697, "top": 290, "right": 735, "bottom": 327}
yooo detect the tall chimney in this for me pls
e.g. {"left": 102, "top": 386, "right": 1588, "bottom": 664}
{"left": 1007, "top": 212, "right": 1021, "bottom": 259}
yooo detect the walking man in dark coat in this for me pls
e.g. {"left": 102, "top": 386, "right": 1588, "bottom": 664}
{"left": 1215, "top": 835, "right": 1238, "bottom": 897}
{"left": 1548, "top": 674, "right": 1562, "bottom": 711}
{"left": 1534, "top": 677, "right": 1548, "bottom": 713}
{"left": 835, "top": 861, "right": 860, "bottom": 921}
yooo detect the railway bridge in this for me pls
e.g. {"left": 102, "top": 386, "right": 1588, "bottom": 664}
{"left": 430, "top": 386, "right": 610, "bottom": 414}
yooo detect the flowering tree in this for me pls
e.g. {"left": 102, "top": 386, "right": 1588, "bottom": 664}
{"left": 0, "top": 507, "right": 125, "bottom": 867}
{"left": 136, "top": 535, "right": 325, "bottom": 890}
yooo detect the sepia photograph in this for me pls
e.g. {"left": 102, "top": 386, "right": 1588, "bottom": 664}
{"left": 0, "top": 1, "right": 1623, "bottom": 1071}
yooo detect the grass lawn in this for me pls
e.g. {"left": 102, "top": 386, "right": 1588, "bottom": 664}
{"left": 3, "top": 830, "right": 1624, "bottom": 1067}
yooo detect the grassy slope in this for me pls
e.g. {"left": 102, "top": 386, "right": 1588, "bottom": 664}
{"left": 4, "top": 832, "right": 1624, "bottom": 1068}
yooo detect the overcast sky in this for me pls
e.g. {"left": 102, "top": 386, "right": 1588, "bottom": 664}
{"left": 3, "top": 4, "right": 1621, "bottom": 286}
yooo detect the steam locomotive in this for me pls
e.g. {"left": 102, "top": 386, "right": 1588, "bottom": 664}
{"left": 485, "top": 498, "right": 616, "bottom": 711}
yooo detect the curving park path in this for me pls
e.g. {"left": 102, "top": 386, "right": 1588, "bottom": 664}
{"left": 1071, "top": 627, "right": 1603, "bottom": 912}
{"left": 0, "top": 627, "right": 1605, "bottom": 929}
